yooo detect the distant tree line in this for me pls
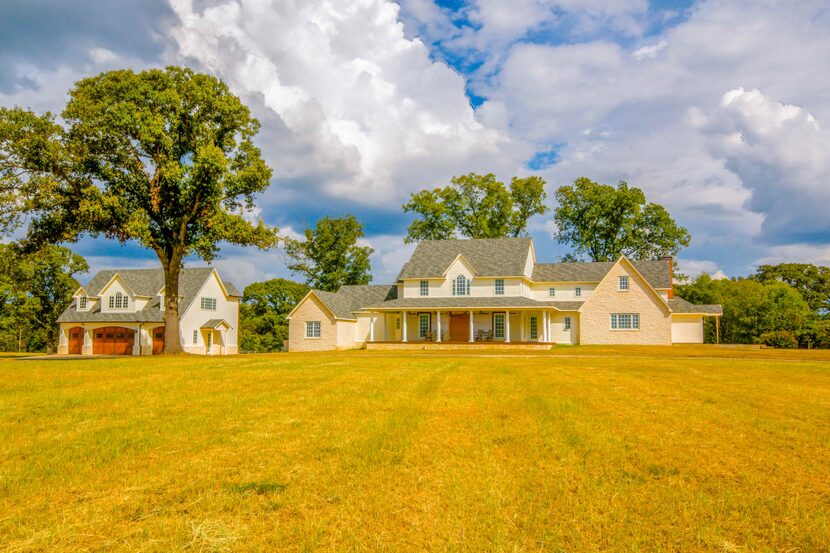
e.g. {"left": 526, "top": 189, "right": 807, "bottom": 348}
{"left": 678, "top": 264, "right": 830, "bottom": 348}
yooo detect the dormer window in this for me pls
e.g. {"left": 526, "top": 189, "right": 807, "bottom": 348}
{"left": 108, "top": 292, "right": 128, "bottom": 309}
{"left": 452, "top": 275, "right": 470, "bottom": 296}
{"left": 78, "top": 296, "right": 88, "bottom": 310}
{"left": 495, "top": 279, "right": 504, "bottom": 295}
{"left": 419, "top": 280, "right": 429, "bottom": 296}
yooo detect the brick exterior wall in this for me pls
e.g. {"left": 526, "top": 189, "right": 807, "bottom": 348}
{"left": 579, "top": 260, "right": 672, "bottom": 345}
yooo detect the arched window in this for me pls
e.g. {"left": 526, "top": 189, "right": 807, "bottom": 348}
{"left": 109, "top": 291, "right": 129, "bottom": 309}
{"left": 453, "top": 274, "right": 469, "bottom": 296}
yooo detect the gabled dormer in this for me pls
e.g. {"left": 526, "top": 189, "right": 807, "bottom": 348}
{"left": 73, "top": 287, "right": 93, "bottom": 312}
{"left": 98, "top": 274, "right": 136, "bottom": 313}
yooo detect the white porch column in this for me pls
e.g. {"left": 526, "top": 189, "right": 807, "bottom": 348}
{"left": 369, "top": 314, "right": 375, "bottom": 342}
{"left": 133, "top": 327, "right": 141, "bottom": 356}
{"left": 520, "top": 312, "right": 525, "bottom": 342}
{"left": 469, "top": 310, "right": 474, "bottom": 342}
{"left": 542, "top": 311, "right": 548, "bottom": 342}
{"left": 402, "top": 311, "right": 407, "bottom": 342}
{"left": 505, "top": 311, "right": 511, "bottom": 343}
{"left": 436, "top": 311, "right": 442, "bottom": 342}
{"left": 82, "top": 326, "right": 93, "bottom": 355}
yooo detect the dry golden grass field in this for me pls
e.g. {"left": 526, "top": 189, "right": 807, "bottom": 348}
{"left": 1, "top": 346, "right": 829, "bottom": 551}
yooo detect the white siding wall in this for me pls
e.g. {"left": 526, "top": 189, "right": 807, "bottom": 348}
{"left": 180, "top": 272, "right": 239, "bottom": 354}
{"left": 528, "top": 283, "right": 595, "bottom": 301}
{"left": 549, "top": 312, "right": 579, "bottom": 344}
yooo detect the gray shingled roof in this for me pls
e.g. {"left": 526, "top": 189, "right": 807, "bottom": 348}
{"left": 202, "top": 319, "right": 231, "bottom": 329}
{"left": 532, "top": 259, "right": 672, "bottom": 289}
{"left": 361, "top": 296, "right": 583, "bottom": 311}
{"left": 669, "top": 297, "right": 723, "bottom": 315}
{"left": 57, "top": 267, "right": 240, "bottom": 323}
{"left": 397, "top": 238, "right": 532, "bottom": 279}
{"left": 313, "top": 285, "right": 398, "bottom": 320}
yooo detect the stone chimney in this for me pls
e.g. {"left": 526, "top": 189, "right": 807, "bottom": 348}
{"left": 662, "top": 256, "right": 674, "bottom": 298}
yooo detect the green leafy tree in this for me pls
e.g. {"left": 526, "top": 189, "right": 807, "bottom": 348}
{"left": 0, "top": 244, "right": 87, "bottom": 352}
{"left": 239, "top": 278, "right": 308, "bottom": 352}
{"left": 284, "top": 215, "right": 373, "bottom": 291}
{"left": 0, "top": 67, "right": 277, "bottom": 353}
{"left": 553, "top": 178, "right": 691, "bottom": 261}
{"left": 677, "top": 275, "right": 810, "bottom": 344}
{"left": 403, "top": 173, "right": 548, "bottom": 243}
{"left": 754, "top": 263, "right": 830, "bottom": 314}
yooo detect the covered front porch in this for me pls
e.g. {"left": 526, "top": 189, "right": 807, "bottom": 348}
{"left": 362, "top": 308, "right": 577, "bottom": 346}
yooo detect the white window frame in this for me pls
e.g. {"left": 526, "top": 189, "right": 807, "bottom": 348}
{"left": 575, "top": 287, "right": 582, "bottom": 297}
{"left": 618, "top": 276, "right": 629, "bottom": 291}
{"left": 548, "top": 287, "right": 556, "bottom": 297}
{"left": 529, "top": 316, "right": 538, "bottom": 340}
{"left": 78, "top": 296, "right": 88, "bottom": 310}
{"left": 610, "top": 313, "right": 640, "bottom": 330}
{"left": 192, "top": 330, "right": 198, "bottom": 344}
{"left": 109, "top": 291, "right": 128, "bottom": 310}
{"left": 306, "top": 321, "right": 321, "bottom": 339}
{"left": 564, "top": 316, "right": 571, "bottom": 331}
{"left": 493, "top": 313, "right": 505, "bottom": 339}
{"left": 495, "top": 279, "right": 504, "bottom": 296}
{"left": 452, "top": 275, "right": 470, "bottom": 296}
{"left": 418, "top": 313, "right": 431, "bottom": 338}
{"left": 419, "top": 280, "right": 429, "bottom": 296}
{"left": 201, "top": 297, "right": 217, "bottom": 311}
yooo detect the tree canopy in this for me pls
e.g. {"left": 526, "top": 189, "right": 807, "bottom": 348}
{"left": 239, "top": 278, "right": 309, "bottom": 352}
{"left": 754, "top": 263, "right": 830, "bottom": 314}
{"left": 0, "top": 67, "right": 278, "bottom": 352}
{"left": 284, "top": 215, "right": 373, "bottom": 291}
{"left": 553, "top": 178, "right": 691, "bottom": 261}
{"left": 402, "top": 173, "right": 548, "bottom": 243}
{"left": 0, "top": 244, "right": 87, "bottom": 352}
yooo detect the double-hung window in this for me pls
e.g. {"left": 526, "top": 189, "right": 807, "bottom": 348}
{"left": 419, "top": 314, "right": 430, "bottom": 338}
{"left": 529, "top": 317, "right": 538, "bottom": 340}
{"left": 575, "top": 287, "right": 582, "bottom": 297}
{"left": 201, "top": 297, "right": 217, "bottom": 311}
{"left": 610, "top": 313, "right": 640, "bottom": 330}
{"left": 493, "top": 313, "right": 505, "bottom": 339}
{"left": 495, "top": 279, "right": 504, "bottom": 296}
{"left": 618, "top": 276, "right": 629, "bottom": 291}
{"left": 306, "top": 321, "right": 321, "bottom": 338}
{"left": 192, "top": 330, "right": 198, "bottom": 344}
{"left": 78, "top": 296, "right": 87, "bottom": 310}
{"left": 452, "top": 275, "right": 470, "bottom": 296}
{"left": 548, "top": 287, "right": 556, "bottom": 297}
{"left": 419, "top": 280, "right": 429, "bottom": 296}
{"left": 564, "top": 316, "right": 572, "bottom": 330}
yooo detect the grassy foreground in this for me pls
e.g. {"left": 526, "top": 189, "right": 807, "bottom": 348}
{"left": 1, "top": 347, "right": 829, "bottom": 551}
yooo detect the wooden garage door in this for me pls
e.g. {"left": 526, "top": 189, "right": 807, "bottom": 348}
{"left": 68, "top": 327, "right": 83, "bottom": 354}
{"left": 152, "top": 327, "right": 165, "bottom": 355}
{"left": 92, "top": 326, "right": 134, "bottom": 355}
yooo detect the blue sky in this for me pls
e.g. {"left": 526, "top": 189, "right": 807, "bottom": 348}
{"left": 2, "top": 0, "right": 830, "bottom": 287}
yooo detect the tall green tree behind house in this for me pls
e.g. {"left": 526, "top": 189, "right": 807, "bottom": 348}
{"left": 0, "top": 245, "right": 87, "bottom": 352}
{"left": 0, "top": 67, "right": 278, "bottom": 353}
{"left": 239, "top": 278, "right": 309, "bottom": 352}
{"left": 284, "top": 215, "right": 373, "bottom": 291}
{"left": 553, "top": 178, "right": 691, "bottom": 261}
{"left": 403, "top": 173, "right": 548, "bottom": 243}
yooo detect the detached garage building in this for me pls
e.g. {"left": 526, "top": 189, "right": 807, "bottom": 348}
{"left": 57, "top": 267, "right": 241, "bottom": 355}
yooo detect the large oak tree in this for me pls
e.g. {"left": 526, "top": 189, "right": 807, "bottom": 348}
{"left": 0, "top": 67, "right": 278, "bottom": 353}
{"left": 402, "top": 173, "right": 548, "bottom": 243}
{"left": 553, "top": 177, "right": 690, "bottom": 261}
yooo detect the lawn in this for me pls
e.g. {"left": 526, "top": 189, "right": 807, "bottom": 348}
{"left": 1, "top": 347, "right": 829, "bottom": 551}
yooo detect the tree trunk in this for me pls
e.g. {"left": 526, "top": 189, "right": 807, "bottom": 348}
{"left": 45, "top": 328, "right": 55, "bottom": 355}
{"left": 162, "top": 257, "right": 185, "bottom": 354}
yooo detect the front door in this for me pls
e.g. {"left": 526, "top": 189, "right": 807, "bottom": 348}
{"left": 68, "top": 327, "right": 83, "bottom": 354}
{"left": 449, "top": 314, "right": 468, "bottom": 342}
